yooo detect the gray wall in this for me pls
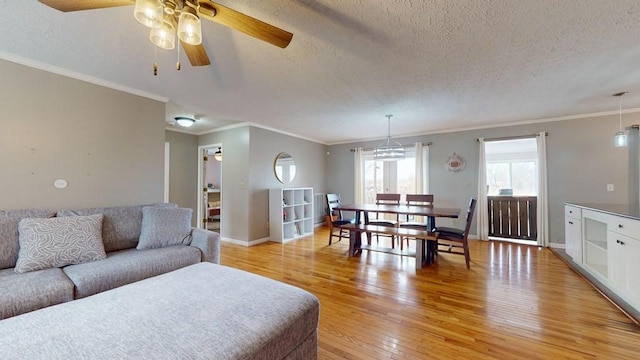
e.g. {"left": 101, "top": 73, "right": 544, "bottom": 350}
{"left": 248, "top": 127, "right": 328, "bottom": 241}
{"left": 198, "top": 126, "right": 251, "bottom": 242}
{"left": 0, "top": 60, "right": 165, "bottom": 210}
{"left": 327, "top": 113, "right": 640, "bottom": 245}
{"left": 170, "top": 125, "right": 328, "bottom": 244}
{"left": 165, "top": 131, "right": 199, "bottom": 225}
{"left": 13, "top": 55, "right": 633, "bottom": 247}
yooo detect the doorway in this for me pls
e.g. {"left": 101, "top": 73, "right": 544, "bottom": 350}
{"left": 483, "top": 138, "right": 538, "bottom": 245}
{"left": 197, "top": 144, "right": 222, "bottom": 233}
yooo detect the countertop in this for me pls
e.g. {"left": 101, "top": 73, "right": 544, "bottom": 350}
{"left": 566, "top": 203, "right": 640, "bottom": 220}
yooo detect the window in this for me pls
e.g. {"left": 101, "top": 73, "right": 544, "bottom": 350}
{"left": 361, "top": 146, "right": 428, "bottom": 202}
{"left": 485, "top": 138, "right": 537, "bottom": 196}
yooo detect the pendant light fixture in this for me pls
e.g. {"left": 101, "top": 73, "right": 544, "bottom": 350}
{"left": 613, "top": 92, "right": 628, "bottom": 147}
{"left": 214, "top": 148, "right": 222, "bottom": 162}
{"left": 374, "top": 115, "right": 405, "bottom": 161}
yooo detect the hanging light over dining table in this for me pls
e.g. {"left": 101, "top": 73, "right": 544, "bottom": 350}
{"left": 374, "top": 115, "right": 405, "bottom": 161}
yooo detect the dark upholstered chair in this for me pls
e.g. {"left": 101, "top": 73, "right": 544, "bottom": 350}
{"left": 326, "top": 193, "right": 355, "bottom": 245}
{"left": 367, "top": 193, "right": 401, "bottom": 248}
{"left": 398, "top": 194, "right": 434, "bottom": 250}
{"left": 433, "top": 198, "right": 477, "bottom": 269}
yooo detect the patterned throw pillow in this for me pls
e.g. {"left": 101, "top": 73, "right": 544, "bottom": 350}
{"left": 137, "top": 207, "right": 193, "bottom": 250}
{"left": 15, "top": 214, "right": 106, "bottom": 273}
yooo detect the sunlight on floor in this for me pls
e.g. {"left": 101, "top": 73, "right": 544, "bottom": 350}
{"left": 487, "top": 241, "right": 541, "bottom": 333}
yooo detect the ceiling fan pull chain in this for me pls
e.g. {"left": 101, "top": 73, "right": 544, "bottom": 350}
{"left": 153, "top": 45, "right": 158, "bottom": 76}
{"left": 176, "top": 41, "right": 181, "bottom": 71}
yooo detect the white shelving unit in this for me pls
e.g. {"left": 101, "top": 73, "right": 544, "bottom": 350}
{"left": 584, "top": 215, "right": 608, "bottom": 279}
{"left": 269, "top": 187, "right": 314, "bottom": 242}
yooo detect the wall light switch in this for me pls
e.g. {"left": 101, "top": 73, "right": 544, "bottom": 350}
{"left": 607, "top": 184, "right": 614, "bottom": 192}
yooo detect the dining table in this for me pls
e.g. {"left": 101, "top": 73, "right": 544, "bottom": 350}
{"left": 334, "top": 203, "right": 461, "bottom": 268}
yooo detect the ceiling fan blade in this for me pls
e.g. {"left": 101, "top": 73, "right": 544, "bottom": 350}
{"left": 38, "top": 0, "right": 133, "bottom": 12}
{"left": 182, "top": 42, "right": 211, "bottom": 66}
{"left": 198, "top": 1, "right": 293, "bottom": 49}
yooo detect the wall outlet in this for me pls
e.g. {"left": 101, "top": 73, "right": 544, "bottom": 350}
{"left": 607, "top": 184, "right": 614, "bottom": 192}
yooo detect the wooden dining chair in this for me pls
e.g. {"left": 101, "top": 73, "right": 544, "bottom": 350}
{"left": 398, "top": 194, "right": 434, "bottom": 250}
{"left": 326, "top": 193, "right": 355, "bottom": 245}
{"left": 367, "top": 193, "right": 401, "bottom": 248}
{"left": 433, "top": 198, "right": 477, "bottom": 269}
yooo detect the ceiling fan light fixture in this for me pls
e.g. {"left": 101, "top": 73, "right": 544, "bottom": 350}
{"left": 149, "top": 14, "right": 177, "bottom": 50}
{"left": 133, "top": 0, "right": 163, "bottom": 28}
{"left": 175, "top": 116, "right": 195, "bottom": 127}
{"left": 178, "top": 6, "right": 202, "bottom": 45}
{"left": 40, "top": 0, "right": 293, "bottom": 71}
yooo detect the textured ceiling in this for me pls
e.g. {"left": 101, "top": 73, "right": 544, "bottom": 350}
{"left": 2, "top": 0, "right": 640, "bottom": 144}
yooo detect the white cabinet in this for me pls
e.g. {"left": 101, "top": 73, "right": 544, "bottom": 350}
{"left": 608, "top": 231, "right": 630, "bottom": 293}
{"left": 627, "top": 239, "right": 640, "bottom": 309}
{"left": 608, "top": 226, "right": 640, "bottom": 309}
{"left": 564, "top": 205, "right": 582, "bottom": 263}
{"left": 269, "top": 188, "right": 314, "bottom": 242}
{"left": 566, "top": 203, "right": 640, "bottom": 313}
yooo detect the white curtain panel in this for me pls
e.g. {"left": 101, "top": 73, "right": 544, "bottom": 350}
{"left": 536, "top": 132, "right": 550, "bottom": 247}
{"left": 424, "top": 144, "right": 430, "bottom": 193}
{"left": 414, "top": 142, "right": 424, "bottom": 194}
{"left": 353, "top": 148, "right": 364, "bottom": 204}
{"left": 477, "top": 138, "right": 489, "bottom": 240}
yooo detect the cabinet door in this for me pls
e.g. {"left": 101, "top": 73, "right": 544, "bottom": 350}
{"left": 624, "top": 237, "right": 640, "bottom": 308}
{"left": 607, "top": 231, "right": 627, "bottom": 294}
{"left": 565, "top": 217, "right": 582, "bottom": 263}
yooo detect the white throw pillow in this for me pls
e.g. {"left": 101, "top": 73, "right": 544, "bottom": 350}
{"left": 15, "top": 214, "right": 106, "bottom": 273}
{"left": 137, "top": 207, "right": 193, "bottom": 250}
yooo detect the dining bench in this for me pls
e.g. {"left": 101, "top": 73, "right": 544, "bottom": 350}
{"left": 339, "top": 223, "right": 437, "bottom": 269}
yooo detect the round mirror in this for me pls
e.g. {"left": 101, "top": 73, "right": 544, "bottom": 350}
{"left": 274, "top": 152, "right": 296, "bottom": 184}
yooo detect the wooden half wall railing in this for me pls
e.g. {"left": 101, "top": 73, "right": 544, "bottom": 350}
{"left": 487, "top": 196, "right": 537, "bottom": 241}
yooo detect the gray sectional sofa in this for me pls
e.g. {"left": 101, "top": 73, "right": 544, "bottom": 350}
{"left": 0, "top": 203, "right": 320, "bottom": 359}
{"left": 0, "top": 203, "right": 220, "bottom": 320}
{"left": 0, "top": 262, "right": 320, "bottom": 360}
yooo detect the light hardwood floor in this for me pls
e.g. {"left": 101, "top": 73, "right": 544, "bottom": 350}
{"left": 220, "top": 227, "right": 640, "bottom": 359}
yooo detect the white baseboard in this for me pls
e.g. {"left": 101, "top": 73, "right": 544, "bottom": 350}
{"left": 220, "top": 236, "right": 270, "bottom": 247}
{"left": 249, "top": 237, "right": 271, "bottom": 246}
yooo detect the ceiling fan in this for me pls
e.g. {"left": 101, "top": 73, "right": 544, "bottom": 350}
{"left": 38, "top": 0, "right": 293, "bottom": 70}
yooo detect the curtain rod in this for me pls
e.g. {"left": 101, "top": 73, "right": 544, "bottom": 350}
{"left": 477, "top": 132, "right": 548, "bottom": 142}
{"left": 350, "top": 142, "right": 432, "bottom": 152}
